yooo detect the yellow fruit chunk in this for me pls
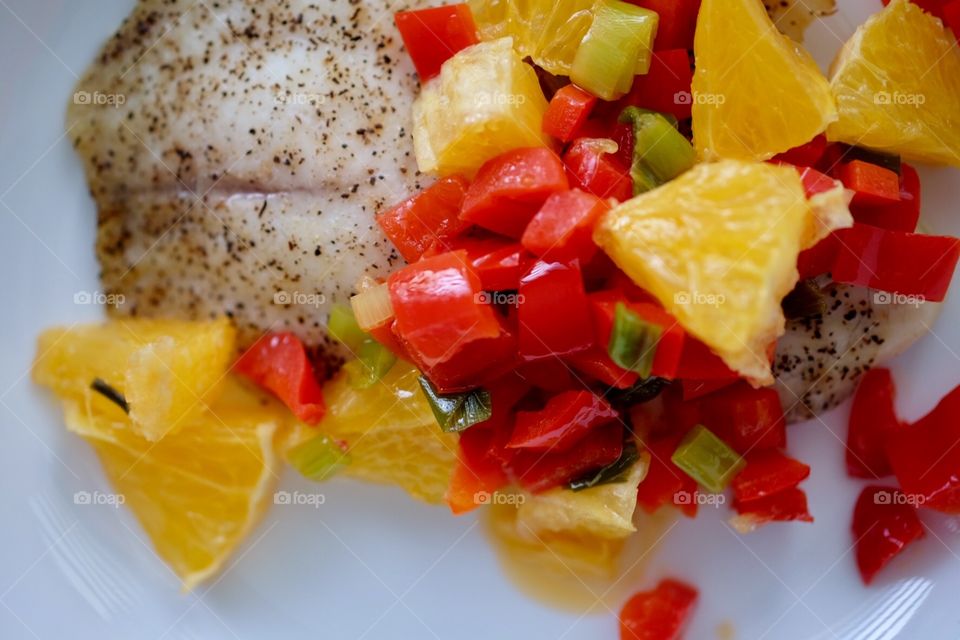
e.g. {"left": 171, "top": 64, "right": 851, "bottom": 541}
{"left": 595, "top": 161, "right": 827, "bottom": 385}
{"left": 469, "top": 0, "right": 594, "bottom": 76}
{"left": 413, "top": 38, "right": 551, "bottom": 178}
{"left": 33, "top": 318, "right": 236, "bottom": 441}
{"left": 62, "top": 376, "right": 284, "bottom": 591}
{"left": 515, "top": 459, "right": 648, "bottom": 540}
{"left": 827, "top": 0, "right": 960, "bottom": 166}
{"left": 692, "top": 0, "right": 837, "bottom": 161}
{"left": 315, "top": 360, "right": 457, "bottom": 504}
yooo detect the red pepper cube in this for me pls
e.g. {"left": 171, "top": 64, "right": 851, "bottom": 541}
{"left": 427, "top": 234, "right": 528, "bottom": 292}
{"left": 518, "top": 261, "right": 594, "bottom": 360}
{"left": 412, "top": 321, "right": 519, "bottom": 394}
{"left": 773, "top": 135, "right": 828, "bottom": 168}
{"left": 377, "top": 175, "right": 470, "bottom": 263}
{"left": 508, "top": 422, "right": 624, "bottom": 493}
{"left": 564, "top": 138, "right": 634, "bottom": 203}
{"left": 460, "top": 147, "right": 570, "bottom": 238}
{"left": 636, "top": 435, "right": 700, "bottom": 517}
{"left": 945, "top": 0, "right": 960, "bottom": 36}
{"left": 831, "top": 225, "right": 960, "bottom": 302}
{"left": 733, "top": 487, "right": 813, "bottom": 527}
{"left": 887, "top": 385, "right": 960, "bottom": 513}
{"left": 836, "top": 160, "right": 901, "bottom": 205}
{"left": 521, "top": 190, "right": 609, "bottom": 265}
{"left": 565, "top": 348, "right": 640, "bottom": 390}
{"left": 851, "top": 163, "right": 921, "bottom": 233}
{"left": 394, "top": 5, "right": 479, "bottom": 82}
{"left": 675, "top": 336, "right": 739, "bottom": 381}
{"left": 445, "top": 422, "right": 510, "bottom": 515}
{"left": 234, "top": 332, "right": 326, "bottom": 425}
{"left": 680, "top": 378, "right": 736, "bottom": 401}
{"left": 514, "top": 358, "right": 576, "bottom": 393}
{"left": 368, "top": 318, "right": 410, "bottom": 361}
{"left": 620, "top": 579, "right": 698, "bottom": 640}
{"left": 628, "top": 0, "right": 701, "bottom": 50}
{"left": 847, "top": 368, "right": 903, "bottom": 479}
{"left": 852, "top": 486, "right": 925, "bottom": 585}
{"left": 699, "top": 382, "right": 787, "bottom": 454}
{"left": 732, "top": 450, "right": 811, "bottom": 504}
{"left": 542, "top": 85, "right": 598, "bottom": 142}
{"left": 621, "top": 48, "right": 694, "bottom": 121}
{"left": 797, "top": 232, "right": 839, "bottom": 280}
{"left": 507, "top": 390, "right": 619, "bottom": 452}
{"left": 589, "top": 293, "right": 686, "bottom": 379}
{"left": 389, "top": 250, "right": 503, "bottom": 369}
{"left": 795, "top": 165, "right": 840, "bottom": 198}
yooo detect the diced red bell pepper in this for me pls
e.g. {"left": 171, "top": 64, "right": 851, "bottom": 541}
{"left": 795, "top": 166, "right": 840, "bottom": 199}
{"left": 680, "top": 378, "right": 736, "bottom": 401}
{"left": 887, "top": 385, "right": 960, "bottom": 513}
{"left": 509, "top": 423, "right": 624, "bottom": 493}
{"left": 620, "top": 49, "right": 694, "bottom": 122}
{"left": 851, "top": 163, "right": 921, "bottom": 233}
{"left": 836, "top": 160, "right": 901, "bottom": 206}
{"left": 426, "top": 234, "right": 528, "bottom": 292}
{"left": 564, "top": 138, "right": 634, "bottom": 202}
{"left": 460, "top": 148, "right": 570, "bottom": 238}
{"left": 521, "top": 190, "right": 609, "bottom": 265}
{"left": 445, "top": 423, "right": 510, "bottom": 515}
{"left": 394, "top": 4, "right": 479, "bottom": 81}
{"left": 797, "top": 232, "right": 839, "bottom": 280}
{"left": 377, "top": 175, "right": 470, "bottom": 263}
{"left": 368, "top": 318, "right": 409, "bottom": 361}
{"left": 732, "top": 451, "right": 811, "bottom": 504}
{"left": 389, "top": 250, "right": 502, "bottom": 368}
{"left": 699, "top": 382, "right": 787, "bottom": 455}
{"left": 412, "top": 321, "right": 519, "bottom": 394}
{"left": 636, "top": 435, "right": 700, "bottom": 517}
{"left": 831, "top": 225, "right": 960, "bottom": 302}
{"left": 508, "top": 390, "right": 619, "bottom": 452}
{"left": 852, "top": 486, "right": 925, "bottom": 585}
{"left": 590, "top": 293, "right": 686, "bottom": 379}
{"left": 234, "top": 332, "right": 326, "bottom": 424}
{"left": 733, "top": 487, "right": 813, "bottom": 526}
{"left": 773, "top": 135, "right": 828, "bottom": 168}
{"left": 565, "top": 348, "right": 640, "bottom": 389}
{"left": 627, "top": 0, "right": 701, "bottom": 51}
{"left": 518, "top": 260, "right": 595, "bottom": 360}
{"left": 619, "top": 578, "right": 699, "bottom": 640}
{"left": 543, "top": 84, "right": 598, "bottom": 143}
{"left": 675, "top": 336, "right": 739, "bottom": 381}
{"left": 515, "top": 358, "right": 576, "bottom": 393}
{"left": 847, "top": 368, "right": 903, "bottom": 479}
{"left": 945, "top": 0, "right": 960, "bottom": 36}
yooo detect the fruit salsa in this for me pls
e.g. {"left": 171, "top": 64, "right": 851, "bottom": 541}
{"left": 34, "top": 0, "right": 960, "bottom": 637}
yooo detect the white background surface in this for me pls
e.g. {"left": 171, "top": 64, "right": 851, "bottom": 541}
{"left": 1, "top": 1, "right": 959, "bottom": 638}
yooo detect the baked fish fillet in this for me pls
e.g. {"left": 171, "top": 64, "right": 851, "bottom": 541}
{"left": 68, "top": 0, "right": 426, "bottom": 364}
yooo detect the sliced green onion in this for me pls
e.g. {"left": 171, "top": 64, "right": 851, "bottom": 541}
{"left": 570, "top": 0, "right": 659, "bottom": 101}
{"left": 671, "top": 424, "right": 746, "bottom": 493}
{"left": 568, "top": 441, "right": 640, "bottom": 491}
{"left": 418, "top": 376, "right": 492, "bottom": 433}
{"left": 608, "top": 302, "right": 662, "bottom": 379}
{"left": 782, "top": 280, "right": 826, "bottom": 320}
{"left": 350, "top": 282, "right": 394, "bottom": 332}
{"left": 344, "top": 339, "right": 397, "bottom": 389}
{"left": 620, "top": 107, "right": 696, "bottom": 194}
{"left": 328, "top": 304, "right": 367, "bottom": 351}
{"left": 287, "top": 434, "right": 350, "bottom": 482}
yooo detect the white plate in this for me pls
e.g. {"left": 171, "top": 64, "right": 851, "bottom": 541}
{"left": 1, "top": 1, "right": 959, "bottom": 638}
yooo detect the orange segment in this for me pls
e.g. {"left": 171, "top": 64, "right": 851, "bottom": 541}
{"left": 62, "top": 376, "right": 285, "bottom": 591}
{"left": 692, "top": 0, "right": 837, "bottom": 161}
{"left": 827, "top": 0, "right": 960, "bottom": 166}
{"left": 595, "top": 161, "right": 842, "bottom": 385}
